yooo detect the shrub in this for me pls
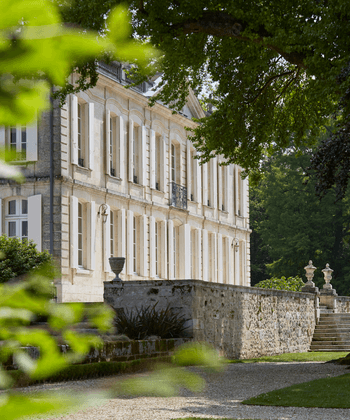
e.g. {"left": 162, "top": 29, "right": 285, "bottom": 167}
{"left": 115, "top": 303, "right": 189, "bottom": 339}
{"left": 254, "top": 276, "right": 304, "bottom": 292}
{"left": 0, "top": 235, "right": 56, "bottom": 283}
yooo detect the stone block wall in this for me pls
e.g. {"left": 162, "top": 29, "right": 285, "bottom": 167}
{"left": 336, "top": 296, "right": 350, "bottom": 313}
{"left": 104, "top": 280, "right": 317, "bottom": 359}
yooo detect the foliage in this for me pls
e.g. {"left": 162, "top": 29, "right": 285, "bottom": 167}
{"left": 0, "top": 235, "right": 56, "bottom": 283}
{"left": 0, "top": 274, "right": 115, "bottom": 416}
{"left": 0, "top": 0, "right": 157, "bottom": 127}
{"left": 53, "top": 0, "right": 349, "bottom": 188}
{"left": 308, "top": 63, "right": 350, "bottom": 200}
{"left": 114, "top": 303, "right": 189, "bottom": 339}
{"left": 115, "top": 342, "right": 225, "bottom": 397}
{"left": 229, "top": 352, "right": 348, "bottom": 364}
{"left": 254, "top": 276, "right": 304, "bottom": 292}
{"left": 249, "top": 143, "right": 350, "bottom": 295}
{"left": 243, "top": 373, "right": 350, "bottom": 408}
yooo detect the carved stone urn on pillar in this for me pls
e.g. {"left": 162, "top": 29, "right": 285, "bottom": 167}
{"left": 109, "top": 257, "right": 125, "bottom": 282}
{"left": 301, "top": 260, "right": 319, "bottom": 293}
{"left": 320, "top": 263, "right": 337, "bottom": 311}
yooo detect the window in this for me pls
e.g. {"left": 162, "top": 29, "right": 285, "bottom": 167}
{"left": 221, "top": 166, "right": 227, "bottom": 211}
{"left": 77, "top": 102, "right": 86, "bottom": 167}
{"left": 133, "top": 215, "right": 139, "bottom": 274}
{"left": 133, "top": 125, "right": 139, "bottom": 183}
{"left": 109, "top": 116, "right": 115, "bottom": 176}
{"left": 237, "top": 169, "right": 242, "bottom": 216}
{"left": 190, "top": 151, "right": 196, "bottom": 201}
{"left": 71, "top": 95, "right": 94, "bottom": 170}
{"left": 207, "top": 162, "right": 211, "bottom": 207}
{"left": 107, "top": 114, "right": 124, "bottom": 178}
{"left": 155, "top": 135, "right": 161, "bottom": 190}
{"left": 5, "top": 198, "right": 28, "bottom": 240}
{"left": 1, "top": 122, "right": 38, "bottom": 162}
{"left": 171, "top": 143, "right": 176, "bottom": 183}
{"left": 77, "top": 202, "right": 83, "bottom": 266}
{"left": 155, "top": 221, "right": 159, "bottom": 276}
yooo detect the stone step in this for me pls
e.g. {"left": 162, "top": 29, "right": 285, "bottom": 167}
{"left": 312, "top": 340, "right": 350, "bottom": 345}
{"left": 310, "top": 344, "right": 350, "bottom": 350}
{"left": 309, "top": 348, "right": 350, "bottom": 352}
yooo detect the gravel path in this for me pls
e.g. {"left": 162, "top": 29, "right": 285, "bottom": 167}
{"left": 23, "top": 362, "right": 350, "bottom": 420}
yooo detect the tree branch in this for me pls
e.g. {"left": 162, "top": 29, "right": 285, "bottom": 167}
{"left": 171, "top": 10, "right": 308, "bottom": 68}
{"left": 249, "top": 70, "right": 295, "bottom": 104}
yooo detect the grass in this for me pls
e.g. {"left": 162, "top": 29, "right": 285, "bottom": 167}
{"left": 242, "top": 373, "right": 350, "bottom": 408}
{"left": 228, "top": 351, "right": 348, "bottom": 363}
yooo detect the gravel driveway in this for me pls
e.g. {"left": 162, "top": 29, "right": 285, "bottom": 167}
{"left": 24, "top": 362, "right": 350, "bottom": 420}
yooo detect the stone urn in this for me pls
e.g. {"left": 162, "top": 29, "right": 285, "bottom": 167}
{"left": 109, "top": 257, "right": 125, "bottom": 282}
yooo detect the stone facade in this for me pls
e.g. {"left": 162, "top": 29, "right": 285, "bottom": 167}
{"left": 0, "top": 62, "right": 251, "bottom": 303}
{"left": 104, "top": 279, "right": 317, "bottom": 359}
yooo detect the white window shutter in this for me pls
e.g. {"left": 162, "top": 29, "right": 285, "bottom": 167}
{"left": 202, "top": 229, "right": 208, "bottom": 281}
{"left": 71, "top": 95, "right": 78, "bottom": 165}
{"left": 88, "top": 102, "right": 94, "bottom": 170}
{"left": 196, "top": 153, "right": 201, "bottom": 203}
{"left": 0, "top": 127, "right": 5, "bottom": 148}
{"left": 235, "top": 165, "right": 239, "bottom": 215}
{"left": 118, "top": 116, "right": 125, "bottom": 179}
{"left": 225, "top": 237, "right": 231, "bottom": 284}
{"left": 243, "top": 177, "right": 249, "bottom": 218}
{"left": 202, "top": 163, "right": 208, "bottom": 205}
{"left": 140, "top": 126, "right": 147, "bottom": 186}
{"left": 28, "top": 194, "right": 42, "bottom": 251}
{"left": 126, "top": 210, "right": 133, "bottom": 275}
{"left": 104, "top": 204, "right": 111, "bottom": 273}
{"left": 70, "top": 196, "right": 78, "bottom": 268}
{"left": 0, "top": 198, "right": 2, "bottom": 235}
{"left": 179, "top": 224, "right": 191, "bottom": 278}
{"left": 118, "top": 208, "right": 126, "bottom": 258}
{"left": 140, "top": 215, "right": 147, "bottom": 276}
{"left": 160, "top": 220, "right": 167, "bottom": 279}
{"left": 186, "top": 141, "right": 191, "bottom": 199}
{"left": 105, "top": 110, "right": 111, "bottom": 175}
{"left": 89, "top": 201, "right": 96, "bottom": 270}
{"left": 217, "top": 233, "right": 223, "bottom": 283}
{"left": 26, "top": 120, "right": 38, "bottom": 161}
{"left": 167, "top": 219, "right": 174, "bottom": 279}
{"left": 225, "top": 166, "right": 230, "bottom": 213}
{"left": 212, "top": 157, "right": 217, "bottom": 209}
{"left": 128, "top": 120, "right": 134, "bottom": 182}
{"left": 149, "top": 216, "right": 156, "bottom": 278}
{"left": 195, "top": 228, "right": 201, "bottom": 279}
{"left": 160, "top": 134, "right": 166, "bottom": 191}
{"left": 150, "top": 129, "right": 156, "bottom": 189}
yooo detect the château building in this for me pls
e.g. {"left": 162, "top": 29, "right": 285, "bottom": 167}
{"left": 0, "top": 62, "right": 251, "bottom": 302}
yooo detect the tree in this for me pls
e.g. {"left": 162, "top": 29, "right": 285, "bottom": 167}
{"left": 53, "top": 0, "right": 350, "bottom": 192}
{"left": 250, "top": 143, "right": 350, "bottom": 295}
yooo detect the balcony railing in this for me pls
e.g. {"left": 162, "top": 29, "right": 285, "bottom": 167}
{"left": 170, "top": 182, "right": 187, "bottom": 210}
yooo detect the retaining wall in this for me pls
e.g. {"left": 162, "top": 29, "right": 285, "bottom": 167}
{"left": 104, "top": 280, "right": 317, "bottom": 359}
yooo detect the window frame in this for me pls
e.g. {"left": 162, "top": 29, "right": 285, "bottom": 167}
{"left": 5, "top": 197, "right": 28, "bottom": 240}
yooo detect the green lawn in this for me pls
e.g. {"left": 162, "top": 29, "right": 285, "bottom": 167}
{"left": 243, "top": 373, "right": 350, "bottom": 408}
{"left": 229, "top": 351, "right": 348, "bottom": 363}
